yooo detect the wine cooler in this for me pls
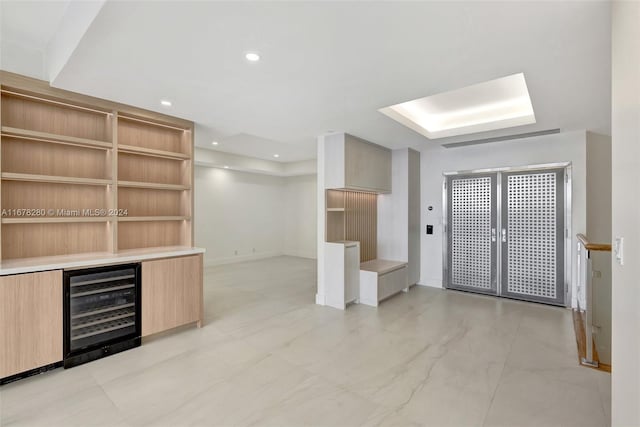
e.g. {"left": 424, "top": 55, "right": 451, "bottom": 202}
{"left": 63, "top": 264, "right": 141, "bottom": 368}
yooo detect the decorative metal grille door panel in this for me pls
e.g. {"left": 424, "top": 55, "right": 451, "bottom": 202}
{"left": 446, "top": 173, "right": 498, "bottom": 294}
{"left": 500, "top": 169, "right": 565, "bottom": 305}
{"left": 445, "top": 167, "right": 566, "bottom": 306}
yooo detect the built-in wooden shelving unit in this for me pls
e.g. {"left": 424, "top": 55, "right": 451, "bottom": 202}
{"left": 0, "top": 71, "right": 194, "bottom": 260}
{"left": 325, "top": 189, "right": 377, "bottom": 262}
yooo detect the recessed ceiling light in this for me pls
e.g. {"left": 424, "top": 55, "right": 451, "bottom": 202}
{"left": 245, "top": 52, "right": 260, "bottom": 62}
{"left": 160, "top": 100, "right": 172, "bottom": 107}
{"left": 211, "top": 141, "right": 219, "bottom": 146}
{"left": 273, "top": 154, "right": 280, "bottom": 158}
{"left": 379, "top": 73, "right": 535, "bottom": 139}
{"left": 223, "top": 165, "right": 229, "bottom": 169}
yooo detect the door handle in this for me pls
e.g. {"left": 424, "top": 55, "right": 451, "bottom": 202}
{"left": 491, "top": 228, "right": 496, "bottom": 242}
{"left": 502, "top": 228, "right": 507, "bottom": 243}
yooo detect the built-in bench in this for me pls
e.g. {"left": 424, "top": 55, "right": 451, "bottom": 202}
{"left": 359, "top": 259, "right": 408, "bottom": 307}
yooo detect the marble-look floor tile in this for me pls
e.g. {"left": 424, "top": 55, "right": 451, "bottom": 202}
{"left": 100, "top": 346, "right": 237, "bottom": 426}
{"left": 1, "top": 384, "right": 127, "bottom": 427}
{"left": 483, "top": 366, "right": 608, "bottom": 427}
{"left": 0, "top": 256, "right": 610, "bottom": 427}
{"left": 0, "top": 364, "right": 100, "bottom": 425}
{"left": 148, "top": 354, "right": 317, "bottom": 426}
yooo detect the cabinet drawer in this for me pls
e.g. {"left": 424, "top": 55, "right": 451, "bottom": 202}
{"left": 378, "top": 266, "right": 408, "bottom": 301}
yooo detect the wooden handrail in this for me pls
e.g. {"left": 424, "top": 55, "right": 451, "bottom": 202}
{"left": 577, "top": 234, "right": 612, "bottom": 251}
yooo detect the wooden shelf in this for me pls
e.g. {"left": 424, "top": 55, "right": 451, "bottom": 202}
{"left": 117, "top": 181, "right": 189, "bottom": 191}
{"left": 118, "top": 144, "right": 189, "bottom": 160}
{"left": 1, "top": 89, "right": 111, "bottom": 116}
{"left": 118, "top": 114, "right": 190, "bottom": 132}
{"left": 1, "top": 126, "right": 112, "bottom": 150}
{"left": 327, "top": 208, "right": 345, "bottom": 212}
{"left": 1, "top": 173, "right": 112, "bottom": 186}
{"left": 2, "top": 217, "right": 111, "bottom": 224}
{"left": 118, "top": 216, "right": 190, "bottom": 222}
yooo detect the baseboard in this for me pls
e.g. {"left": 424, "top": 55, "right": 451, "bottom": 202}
{"left": 283, "top": 251, "right": 317, "bottom": 260}
{"left": 204, "top": 251, "right": 284, "bottom": 267}
{"left": 417, "top": 279, "right": 444, "bottom": 289}
{"left": 315, "top": 293, "right": 326, "bottom": 305}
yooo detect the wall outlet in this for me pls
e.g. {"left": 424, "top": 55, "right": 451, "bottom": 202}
{"left": 234, "top": 250, "right": 238, "bottom": 256}
{"left": 252, "top": 248, "right": 256, "bottom": 253}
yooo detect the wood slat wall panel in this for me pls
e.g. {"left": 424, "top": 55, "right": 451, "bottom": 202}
{"left": 2, "top": 136, "right": 109, "bottom": 180}
{"left": 345, "top": 191, "right": 377, "bottom": 262}
{"left": 1, "top": 95, "right": 109, "bottom": 142}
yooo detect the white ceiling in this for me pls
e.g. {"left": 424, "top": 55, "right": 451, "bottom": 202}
{"left": 1, "top": 1, "right": 611, "bottom": 162}
{"left": 0, "top": 0, "right": 70, "bottom": 49}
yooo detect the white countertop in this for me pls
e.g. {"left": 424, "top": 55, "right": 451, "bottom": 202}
{"left": 0, "top": 246, "right": 206, "bottom": 276}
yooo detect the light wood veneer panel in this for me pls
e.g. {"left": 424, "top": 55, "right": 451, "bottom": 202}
{"left": 0, "top": 270, "right": 62, "bottom": 378}
{"left": 344, "top": 135, "right": 391, "bottom": 193}
{"left": 1, "top": 95, "right": 109, "bottom": 142}
{"left": 141, "top": 254, "right": 203, "bottom": 336}
{"left": 2, "top": 181, "right": 109, "bottom": 213}
{"left": 118, "top": 221, "right": 184, "bottom": 250}
{"left": 326, "top": 189, "right": 345, "bottom": 209}
{"left": 3, "top": 223, "right": 109, "bottom": 259}
{"left": 118, "top": 152, "right": 187, "bottom": 186}
{"left": 118, "top": 187, "right": 185, "bottom": 217}
{"left": 118, "top": 118, "right": 187, "bottom": 154}
{"left": 326, "top": 190, "right": 346, "bottom": 242}
{"left": 2, "top": 136, "right": 109, "bottom": 179}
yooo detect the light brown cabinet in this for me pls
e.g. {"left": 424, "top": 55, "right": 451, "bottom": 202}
{"left": 324, "top": 133, "right": 392, "bottom": 193}
{"left": 141, "top": 255, "right": 203, "bottom": 336}
{"left": 0, "top": 270, "right": 63, "bottom": 378}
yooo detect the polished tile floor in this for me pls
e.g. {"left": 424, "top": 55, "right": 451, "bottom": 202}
{"left": 0, "top": 256, "right": 610, "bottom": 426}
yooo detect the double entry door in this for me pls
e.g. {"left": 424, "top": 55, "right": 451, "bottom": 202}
{"left": 445, "top": 167, "right": 566, "bottom": 306}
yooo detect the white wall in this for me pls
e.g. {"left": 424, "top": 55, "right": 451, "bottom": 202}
{"left": 611, "top": 1, "right": 640, "bottom": 424}
{"left": 586, "top": 132, "right": 612, "bottom": 364}
{"left": 194, "top": 166, "right": 285, "bottom": 265}
{"left": 194, "top": 166, "right": 317, "bottom": 265}
{"left": 377, "top": 148, "right": 421, "bottom": 285}
{"left": 419, "top": 130, "right": 587, "bottom": 307}
{"left": 284, "top": 174, "right": 317, "bottom": 259}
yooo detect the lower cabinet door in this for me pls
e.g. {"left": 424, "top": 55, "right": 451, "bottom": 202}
{"left": 344, "top": 245, "right": 360, "bottom": 303}
{"left": 141, "top": 255, "right": 203, "bottom": 336}
{"left": 0, "top": 270, "right": 63, "bottom": 378}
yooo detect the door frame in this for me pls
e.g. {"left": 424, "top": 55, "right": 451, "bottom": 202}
{"left": 442, "top": 162, "right": 572, "bottom": 307}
